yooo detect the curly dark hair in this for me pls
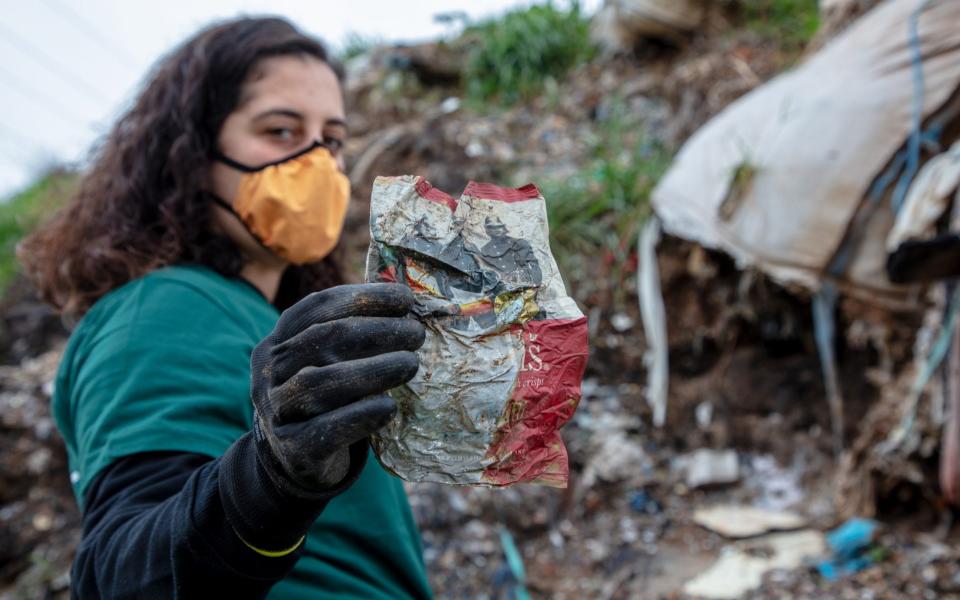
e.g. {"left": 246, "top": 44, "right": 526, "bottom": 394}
{"left": 18, "top": 16, "right": 345, "bottom": 319}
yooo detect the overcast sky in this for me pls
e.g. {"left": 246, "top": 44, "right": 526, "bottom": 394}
{"left": 1, "top": 0, "right": 600, "bottom": 200}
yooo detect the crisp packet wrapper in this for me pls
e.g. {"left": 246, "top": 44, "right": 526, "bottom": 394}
{"left": 365, "top": 176, "right": 589, "bottom": 487}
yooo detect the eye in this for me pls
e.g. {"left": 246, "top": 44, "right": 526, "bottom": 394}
{"left": 322, "top": 136, "right": 344, "bottom": 154}
{"left": 268, "top": 127, "right": 295, "bottom": 141}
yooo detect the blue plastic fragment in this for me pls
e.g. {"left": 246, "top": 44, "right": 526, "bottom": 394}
{"left": 815, "top": 518, "right": 880, "bottom": 580}
{"left": 498, "top": 527, "right": 532, "bottom": 600}
{"left": 629, "top": 490, "right": 662, "bottom": 515}
{"left": 827, "top": 518, "right": 878, "bottom": 559}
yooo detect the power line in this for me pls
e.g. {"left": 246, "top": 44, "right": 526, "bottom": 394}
{"left": 0, "top": 21, "right": 112, "bottom": 106}
{"left": 0, "top": 62, "right": 91, "bottom": 128}
{"left": 38, "top": 0, "right": 140, "bottom": 71}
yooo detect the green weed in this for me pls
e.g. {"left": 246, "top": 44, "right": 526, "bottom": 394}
{"left": 462, "top": 2, "right": 596, "bottom": 107}
{"left": 539, "top": 104, "right": 672, "bottom": 303}
{"left": 0, "top": 171, "right": 73, "bottom": 295}
{"left": 741, "top": 0, "right": 820, "bottom": 50}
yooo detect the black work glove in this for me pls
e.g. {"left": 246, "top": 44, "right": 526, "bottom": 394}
{"left": 219, "top": 283, "right": 424, "bottom": 553}
{"left": 251, "top": 282, "right": 424, "bottom": 495}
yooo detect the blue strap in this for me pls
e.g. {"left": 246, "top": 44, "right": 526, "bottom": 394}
{"left": 813, "top": 282, "right": 845, "bottom": 456}
{"left": 891, "top": 0, "right": 934, "bottom": 213}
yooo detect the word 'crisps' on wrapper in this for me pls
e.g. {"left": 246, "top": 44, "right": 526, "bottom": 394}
{"left": 365, "top": 175, "right": 589, "bottom": 488}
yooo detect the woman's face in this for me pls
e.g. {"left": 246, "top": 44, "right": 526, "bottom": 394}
{"left": 208, "top": 55, "right": 347, "bottom": 266}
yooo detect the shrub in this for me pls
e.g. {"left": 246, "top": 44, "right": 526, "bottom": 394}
{"left": 463, "top": 2, "right": 595, "bottom": 106}
{"left": 539, "top": 104, "right": 672, "bottom": 303}
{"left": 742, "top": 0, "right": 820, "bottom": 50}
{"left": 0, "top": 171, "right": 73, "bottom": 294}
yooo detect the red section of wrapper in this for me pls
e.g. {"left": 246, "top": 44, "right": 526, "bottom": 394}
{"left": 415, "top": 178, "right": 458, "bottom": 210}
{"left": 463, "top": 181, "right": 542, "bottom": 203}
{"left": 482, "top": 317, "right": 589, "bottom": 488}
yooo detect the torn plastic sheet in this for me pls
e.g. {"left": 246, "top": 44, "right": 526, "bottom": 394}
{"left": 365, "top": 175, "right": 589, "bottom": 487}
{"left": 651, "top": 0, "right": 960, "bottom": 300}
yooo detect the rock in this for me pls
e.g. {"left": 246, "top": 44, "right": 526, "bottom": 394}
{"left": 591, "top": 0, "right": 706, "bottom": 52}
{"left": 384, "top": 43, "right": 464, "bottom": 87}
{"left": 693, "top": 505, "right": 807, "bottom": 538}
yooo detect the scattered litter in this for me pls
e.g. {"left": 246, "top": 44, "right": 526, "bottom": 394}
{"left": 609, "top": 312, "right": 634, "bottom": 332}
{"left": 638, "top": 217, "right": 668, "bottom": 427}
{"left": 678, "top": 449, "right": 740, "bottom": 489}
{"left": 693, "top": 505, "right": 806, "bottom": 539}
{"left": 745, "top": 455, "right": 806, "bottom": 512}
{"left": 440, "top": 96, "right": 461, "bottom": 114}
{"left": 581, "top": 432, "right": 650, "bottom": 487}
{"left": 683, "top": 530, "right": 826, "bottom": 599}
{"left": 628, "top": 490, "right": 662, "bottom": 515}
{"left": 695, "top": 401, "right": 713, "bottom": 430}
{"left": 816, "top": 518, "right": 881, "bottom": 581}
{"left": 495, "top": 527, "right": 531, "bottom": 600}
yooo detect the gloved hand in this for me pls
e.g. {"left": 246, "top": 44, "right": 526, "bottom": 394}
{"left": 250, "top": 282, "right": 424, "bottom": 497}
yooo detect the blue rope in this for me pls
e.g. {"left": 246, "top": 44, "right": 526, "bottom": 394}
{"left": 891, "top": 0, "right": 934, "bottom": 212}
{"left": 813, "top": 282, "right": 845, "bottom": 456}
{"left": 880, "top": 285, "right": 960, "bottom": 453}
{"left": 817, "top": 1, "right": 936, "bottom": 454}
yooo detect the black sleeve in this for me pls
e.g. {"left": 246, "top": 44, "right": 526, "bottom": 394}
{"left": 72, "top": 433, "right": 361, "bottom": 599}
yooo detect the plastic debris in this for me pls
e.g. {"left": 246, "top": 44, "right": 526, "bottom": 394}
{"left": 628, "top": 490, "right": 662, "bottom": 515}
{"left": 494, "top": 527, "right": 531, "bottom": 600}
{"left": 683, "top": 530, "right": 826, "bottom": 599}
{"left": 816, "top": 518, "right": 881, "bottom": 581}
{"left": 581, "top": 431, "right": 650, "bottom": 487}
{"left": 366, "top": 176, "right": 589, "bottom": 487}
{"left": 693, "top": 505, "right": 806, "bottom": 539}
{"left": 638, "top": 217, "right": 668, "bottom": 427}
{"left": 678, "top": 449, "right": 740, "bottom": 489}
{"left": 651, "top": 0, "right": 960, "bottom": 301}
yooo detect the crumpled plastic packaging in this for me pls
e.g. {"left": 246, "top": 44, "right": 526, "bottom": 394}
{"left": 365, "top": 175, "right": 589, "bottom": 487}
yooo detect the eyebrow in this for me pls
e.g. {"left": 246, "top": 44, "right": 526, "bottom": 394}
{"left": 252, "top": 109, "right": 349, "bottom": 132}
{"left": 324, "top": 117, "right": 348, "bottom": 132}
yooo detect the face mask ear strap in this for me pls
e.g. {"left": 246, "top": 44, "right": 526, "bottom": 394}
{"left": 212, "top": 139, "right": 331, "bottom": 173}
{"left": 206, "top": 190, "right": 275, "bottom": 253}
{"left": 211, "top": 149, "right": 261, "bottom": 173}
{"left": 208, "top": 192, "right": 236, "bottom": 212}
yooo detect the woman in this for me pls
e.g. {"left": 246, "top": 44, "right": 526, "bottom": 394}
{"left": 19, "top": 16, "right": 432, "bottom": 599}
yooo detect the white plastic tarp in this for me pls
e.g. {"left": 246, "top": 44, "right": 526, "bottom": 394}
{"left": 651, "top": 0, "right": 960, "bottom": 299}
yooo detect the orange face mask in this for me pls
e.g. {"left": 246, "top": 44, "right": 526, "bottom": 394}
{"left": 213, "top": 141, "right": 350, "bottom": 264}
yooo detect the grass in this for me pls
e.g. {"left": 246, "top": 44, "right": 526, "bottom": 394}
{"left": 0, "top": 171, "right": 74, "bottom": 295}
{"left": 461, "top": 1, "right": 596, "bottom": 107}
{"left": 539, "top": 102, "right": 673, "bottom": 305}
{"left": 741, "top": 0, "right": 820, "bottom": 50}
